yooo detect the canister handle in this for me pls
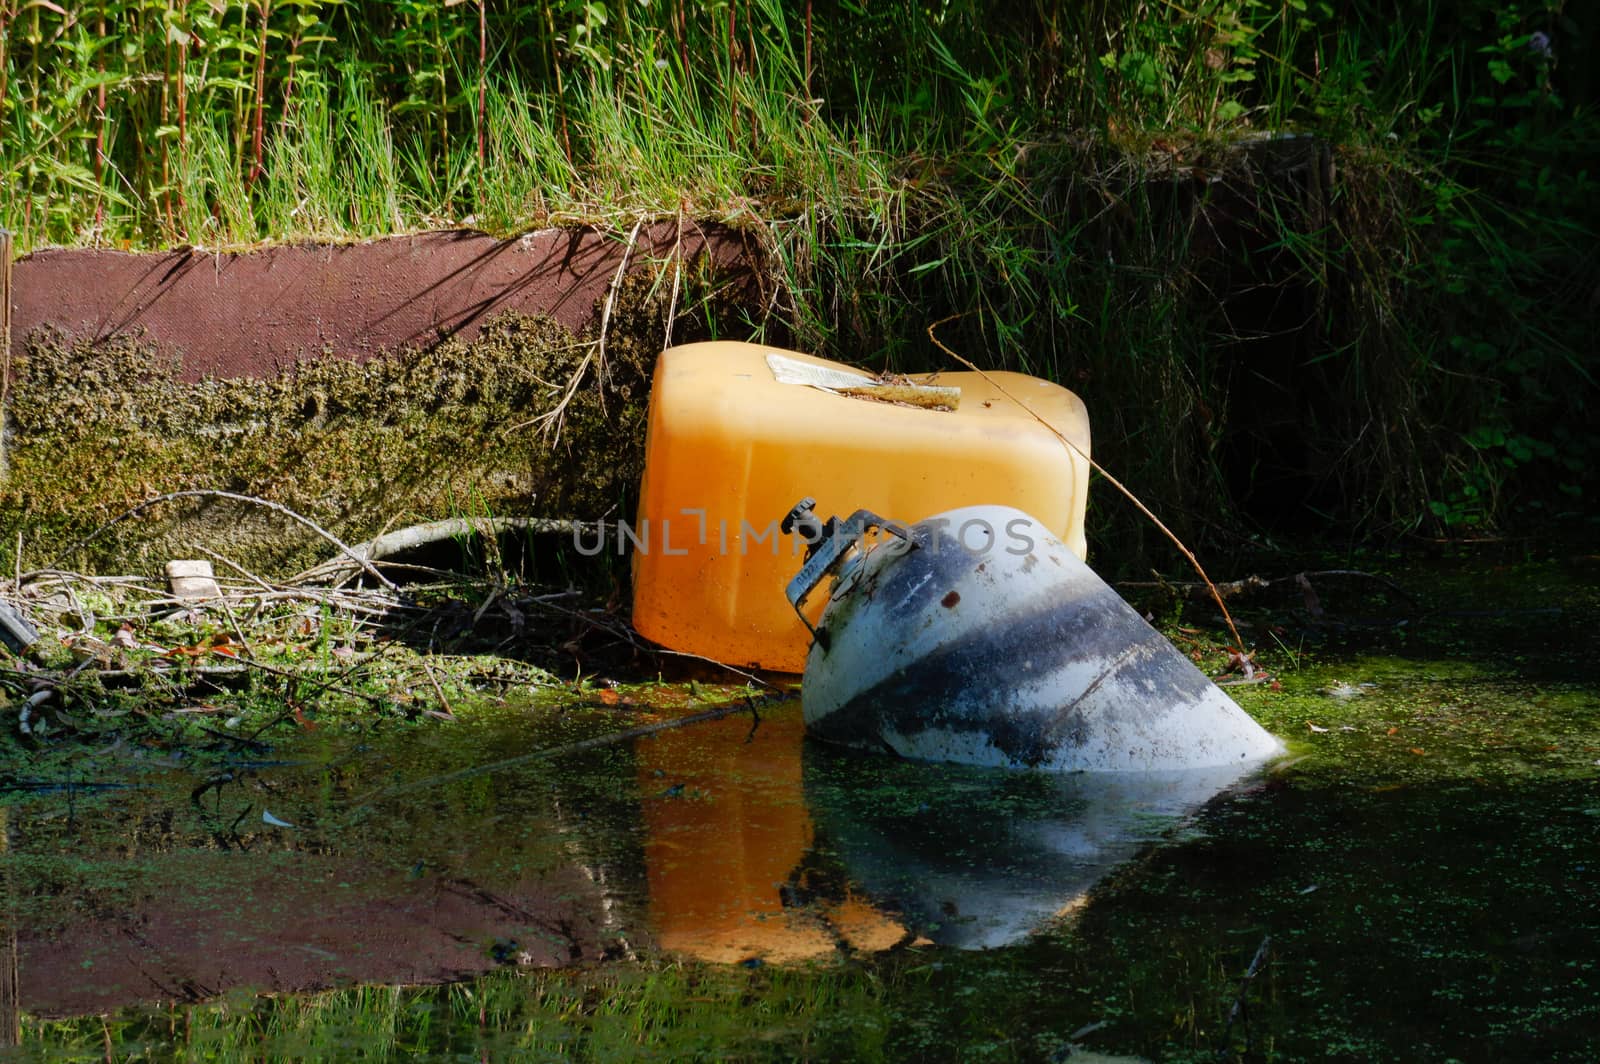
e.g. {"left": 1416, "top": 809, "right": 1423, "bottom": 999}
{"left": 781, "top": 500, "right": 909, "bottom": 651}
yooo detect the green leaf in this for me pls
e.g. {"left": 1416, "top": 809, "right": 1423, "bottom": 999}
{"left": 1118, "top": 51, "right": 1161, "bottom": 96}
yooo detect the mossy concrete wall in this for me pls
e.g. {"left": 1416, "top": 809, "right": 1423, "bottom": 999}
{"left": 1, "top": 227, "right": 759, "bottom": 576}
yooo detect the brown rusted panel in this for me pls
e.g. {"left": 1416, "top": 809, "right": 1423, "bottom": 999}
{"left": 9, "top": 223, "right": 748, "bottom": 381}
{"left": 16, "top": 857, "right": 621, "bottom": 1017}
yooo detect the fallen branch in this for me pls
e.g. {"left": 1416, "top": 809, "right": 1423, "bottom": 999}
{"left": 292, "top": 516, "right": 582, "bottom": 587}
{"left": 20, "top": 571, "right": 160, "bottom": 588}
{"left": 193, "top": 544, "right": 275, "bottom": 595}
{"left": 55, "top": 490, "right": 398, "bottom": 591}
{"left": 15, "top": 659, "right": 95, "bottom": 735}
{"left": 132, "top": 588, "right": 408, "bottom": 618}
{"left": 417, "top": 654, "right": 456, "bottom": 718}
{"left": 1116, "top": 569, "right": 1418, "bottom": 606}
{"left": 345, "top": 693, "right": 792, "bottom": 812}
{"left": 17, "top": 689, "right": 52, "bottom": 735}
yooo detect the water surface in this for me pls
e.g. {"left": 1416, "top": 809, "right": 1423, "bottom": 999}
{"left": 5, "top": 549, "right": 1599, "bottom": 1060}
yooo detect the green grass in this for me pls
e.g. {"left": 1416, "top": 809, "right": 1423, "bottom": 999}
{"left": 2, "top": 0, "right": 1595, "bottom": 548}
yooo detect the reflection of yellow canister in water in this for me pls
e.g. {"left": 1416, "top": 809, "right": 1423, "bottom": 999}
{"left": 636, "top": 706, "right": 906, "bottom": 963}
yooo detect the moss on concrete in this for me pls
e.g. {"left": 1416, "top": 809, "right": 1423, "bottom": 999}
{"left": 0, "top": 254, "right": 752, "bottom": 576}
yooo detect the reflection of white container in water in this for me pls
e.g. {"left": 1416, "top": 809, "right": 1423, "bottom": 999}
{"left": 790, "top": 504, "right": 1283, "bottom": 772}
{"left": 802, "top": 750, "right": 1260, "bottom": 949}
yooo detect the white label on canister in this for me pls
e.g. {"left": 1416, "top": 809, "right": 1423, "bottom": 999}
{"left": 765, "top": 353, "right": 876, "bottom": 390}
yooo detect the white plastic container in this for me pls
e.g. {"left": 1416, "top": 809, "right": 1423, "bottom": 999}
{"left": 797, "top": 504, "right": 1284, "bottom": 772}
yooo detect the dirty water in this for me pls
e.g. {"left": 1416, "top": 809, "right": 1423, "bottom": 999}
{"left": 0, "top": 700, "right": 1246, "bottom": 1012}
{"left": 4, "top": 549, "right": 1600, "bottom": 1061}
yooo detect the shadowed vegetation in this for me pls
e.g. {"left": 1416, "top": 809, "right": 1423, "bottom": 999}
{"left": 2, "top": 0, "right": 1595, "bottom": 552}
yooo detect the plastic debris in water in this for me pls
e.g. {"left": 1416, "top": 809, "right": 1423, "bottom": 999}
{"left": 785, "top": 501, "right": 1284, "bottom": 772}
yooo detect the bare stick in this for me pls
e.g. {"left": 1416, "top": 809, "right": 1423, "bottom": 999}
{"left": 654, "top": 647, "right": 775, "bottom": 690}
{"left": 216, "top": 595, "right": 255, "bottom": 660}
{"left": 663, "top": 209, "right": 684, "bottom": 351}
{"left": 470, "top": 585, "right": 502, "bottom": 626}
{"left": 53, "top": 490, "right": 397, "bottom": 591}
{"left": 58, "top": 579, "right": 93, "bottom": 636}
{"left": 927, "top": 315, "right": 1248, "bottom": 655}
{"left": 1218, "top": 933, "right": 1272, "bottom": 1051}
{"left": 139, "top": 654, "right": 383, "bottom": 705}
{"left": 190, "top": 542, "right": 261, "bottom": 657}
{"left": 292, "top": 516, "right": 582, "bottom": 586}
{"left": 417, "top": 654, "right": 456, "bottom": 718}
{"left": 193, "top": 544, "right": 276, "bottom": 595}
{"left": 345, "top": 694, "right": 797, "bottom": 811}
{"left": 20, "top": 571, "right": 159, "bottom": 589}
{"left": 593, "top": 215, "right": 646, "bottom": 412}
{"left": 1116, "top": 569, "right": 1417, "bottom": 606}
{"left": 507, "top": 352, "right": 592, "bottom": 442}
{"left": 17, "top": 689, "right": 52, "bottom": 735}
{"left": 141, "top": 588, "right": 405, "bottom": 617}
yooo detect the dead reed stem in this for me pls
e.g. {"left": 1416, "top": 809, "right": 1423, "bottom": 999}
{"left": 595, "top": 215, "right": 646, "bottom": 406}
{"left": 927, "top": 315, "right": 1248, "bottom": 655}
{"left": 55, "top": 490, "right": 399, "bottom": 591}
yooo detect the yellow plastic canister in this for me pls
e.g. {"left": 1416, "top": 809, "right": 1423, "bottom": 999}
{"left": 630, "top": 341, "right": 1090, "bottom": 673}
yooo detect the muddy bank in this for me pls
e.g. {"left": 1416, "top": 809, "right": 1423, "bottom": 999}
{"left": 1, "top": 227, "right": 761, "bottom": 575}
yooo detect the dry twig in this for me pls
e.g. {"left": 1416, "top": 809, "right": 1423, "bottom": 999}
{"left": 928, "top": 315, "right": 1248, "bottom": 655}
{"left": 594, "top": 215, "right": 646, "bottom": 407}
{"left": 56, "top": 490, "right": 398, "bottom": 591}
{"left": 1218, "top": 934, "right": 1272, "bottom": 1055}
{"left": 292, "top": 516, "right": 581, "bottom": 587}
{"left": 345, "top": 693, "right": 795, "bottom": 812}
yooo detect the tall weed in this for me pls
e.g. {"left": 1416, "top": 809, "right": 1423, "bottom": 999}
{"left": 1, "top": 0, "right": 1593, "bottom": 543}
